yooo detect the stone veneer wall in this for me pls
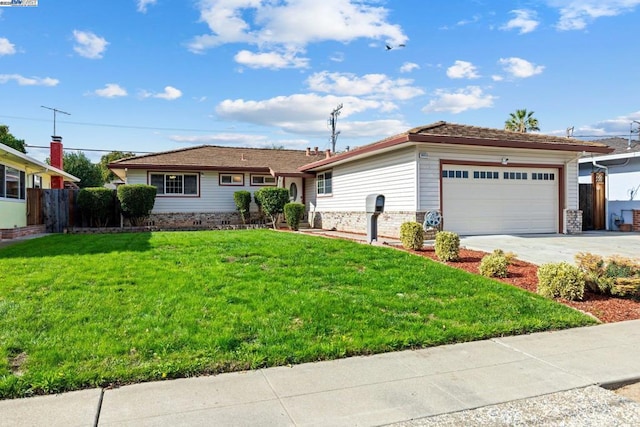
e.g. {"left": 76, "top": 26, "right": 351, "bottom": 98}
{"left": 633, "top": 210, "right": 640, "bottom": 232}
{"left": 309, "top": 211, "right": 424, "bottom": 238}
{"left": 145, "top": 212, "right": 255, "bottom": 228}
{"left": 564, "top": 209, "right": 583, "bottom": 234}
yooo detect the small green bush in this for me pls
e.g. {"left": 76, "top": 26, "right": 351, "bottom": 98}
{"left": 479, "top": 249, "right": 514, "bottom": 278}
{"left": 117, "top": 184, "right": 157, "bottom": 226}
{"left": 233, "top": 191, "right": 251, "bottom": 224}
{"left": 77, "top": 187, "right": 114, "bottom": 227}
{"left": 537, "top": 262, "right": 585, "bottom": 301}
{"left": 284, "top": 202, "right": 305, "bottom": 231}
{"left": 434, "top": 231, "right": 460, "bottom": 262}
{"left": 254, "top": 187, "right": 290, "bottom": 229}
{"left": 399, "top": 222, "right": 424, "bottom": 250}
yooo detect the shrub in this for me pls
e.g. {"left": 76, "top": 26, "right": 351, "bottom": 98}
{"left": 434, "top": 231, "right": 460, "bottom": 262}
{"left": 479, "top": 249, "right": 514, "bottom": 278}
{"left": 254, "top": 187, "right": 290, "bottom": 229}
{"left": 233, "top": 191, "right": 251, "bottom": 224}
{"left": 575, "top": 252, "right": 640, "bottom": 294}
{"left": 117, "top": 184, "right": 157, "bottom": 226}
{"left": 399, "top": 222, "right": 424, "bottom": 250}
{"left": 284, "top": 202, "right": 305, "bottom": 231}
{"left": 77, "top": 188, "right": 114, "bottom": 227}
{"left": 537, "top": 262, "right": 585, "bottom": 301}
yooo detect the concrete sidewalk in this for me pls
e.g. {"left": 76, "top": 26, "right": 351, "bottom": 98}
{"left": 2, "top": 320, "right": 640, "bottom": 426}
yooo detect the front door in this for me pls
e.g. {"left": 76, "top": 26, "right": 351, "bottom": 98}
{"left": 592, "top": 172, "right": 606, "bottom": 230}
{"left": 286, "top": 177, "right": 303, "bottom": 204}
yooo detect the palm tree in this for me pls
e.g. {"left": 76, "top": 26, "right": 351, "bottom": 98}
{"left": 505, "top": 109, "right": 540, "bottom": 133}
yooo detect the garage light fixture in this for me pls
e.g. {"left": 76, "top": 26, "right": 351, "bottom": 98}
{"left": 501, "top": 157, "right": 509, "bottom": 165}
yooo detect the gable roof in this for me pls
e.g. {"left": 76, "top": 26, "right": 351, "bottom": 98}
{"left": 109, "top": 145, "right": 325, "bottom": 178}
{"left": 300, "top": 121, "right": 614, "bottom": 172}
{"left": 578, "top": 137, "right": 640, "bottom": 163}
{"left": 0, "top": 142, "right": 80, "bottom": 182}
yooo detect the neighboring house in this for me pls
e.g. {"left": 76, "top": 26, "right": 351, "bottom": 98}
{"left": 299, "top": 122, "right": 612, "bottom": 237}
{"left": 578, "top": 137, "right": 640, "bottom": 231}
{"left": 0, "top": 142, "right": 79, "bottom": 238}
{"left": 108, "top": 145, "right": 325, "bottom": 227}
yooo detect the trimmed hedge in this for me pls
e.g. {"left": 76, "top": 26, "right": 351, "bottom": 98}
{"left": 284, "top": 202, "right": 305, "bottom": 231}
{"left": 117, "top": 184, "right": 157, "bottom": 226}
{"left": 400, "top": 222, "right": 424, "bottom": 250}
{"left": 77, "top": 187, "right": 114, "bottom": 227}
{"left": 479, "top": 249, "right": 514, "bottom": 278}
{"left": 434, "top": 231, "right": 460, "bottom": 262}
{"left": 537, "top": 262, "right": 585, "bottom": 301}
{"left": 234, "top": 191, "right": 252, "bottom": 224}
{"left": 254, "top": 187, "right": 290, "bottom": 229}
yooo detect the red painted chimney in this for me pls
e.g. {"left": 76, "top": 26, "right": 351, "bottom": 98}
{"left": 50, "top": 136, "right": 64, "bottom": 189}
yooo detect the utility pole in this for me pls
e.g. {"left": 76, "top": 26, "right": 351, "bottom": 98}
{"left": 41, "top": 105, "right": 71, "bottom": 136}
{"left": 328, "top": 104, "right": 343, "bottom": 154}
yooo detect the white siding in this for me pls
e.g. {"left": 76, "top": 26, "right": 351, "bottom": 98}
{"left": 313, "top": 147, "right": 417, "bottom": 212}
{"left": 126, "top": 170, "right": 270, "bottom": 214}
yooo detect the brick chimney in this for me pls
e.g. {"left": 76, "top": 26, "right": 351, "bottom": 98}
{"left": 305, "top": 147, "right": 311, "bottom": 156}
{"left": 325, "top": 149, "right": 331, "bottom": 159}
{"left": 50, "top": 136, "right": 64, "bottom": 189}
{"left": 313, "top": 147, "right": 319, "bottom": 155}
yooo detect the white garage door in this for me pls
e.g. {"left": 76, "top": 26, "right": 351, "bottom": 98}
{"left": 441, "top": 165, "right": 559, "bottom": 235}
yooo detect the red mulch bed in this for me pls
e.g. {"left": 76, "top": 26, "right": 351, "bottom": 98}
{"left": 401, "top": 246, "right": 640, "bottom": 324}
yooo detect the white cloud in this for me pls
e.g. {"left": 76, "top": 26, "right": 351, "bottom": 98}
{"left": 329, "top": 52, "right": 345, "bottom": 62}
{"left": 216, "top": 93, "right": 400, "bottom": 135}
{"left": 499, "top": 57, "right": 545, "bottom": 78}
{"left": 0, "top": 37, "right": 16, "bottom": 56}
{"left": 306, "top": 71, "right": 424, "bottom": 101}
{"left": 491, "top": 75, "right": 504, "bottom": 81}
{"left": 422, "top": 86, "right": 496, "bottom": 114}
{"left": 0, "top": 74, "right": 59, "bottom": 86}
{"left": 400, "top": 62, "right": 420, "bottom": 73}
{"left": 94, "top": 83, "right": 128, "bottom": 98}
{"left": 141, "top": 86, "right": 183, "bottom": 100}
{"left": 234, "top": 49, "right": 309, "bottom": 69}
{"left": 446, "top": 60, "right": 480, "bottom": 79}
{"left": 548, "top": 0, "right": 640, "bottom": 30}
{"left": 72, "top": 30, "right": 108, "bottom": 59}
{"left": 137, "top": 0, "right": 157, "bottom": 13}
{"left": 188, "top": 0, "right": 407, "bottom": 54}
{"left": 501, "top": 9, "right": 540, "bottom": 34}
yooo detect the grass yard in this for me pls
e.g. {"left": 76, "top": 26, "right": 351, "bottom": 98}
{"left": 0, "top": 230, "right": 595, "bottom": 398}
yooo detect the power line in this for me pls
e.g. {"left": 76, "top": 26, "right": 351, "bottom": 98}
{"left": 25, "top": 145, "right": 152, "bottom": 154}
{"left": 0, "top": 114, "right": 266, "bottom": 134}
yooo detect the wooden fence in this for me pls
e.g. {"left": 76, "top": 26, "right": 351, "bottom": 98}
{"left": 27, "top": 189, "right": 121, "bottom": 232}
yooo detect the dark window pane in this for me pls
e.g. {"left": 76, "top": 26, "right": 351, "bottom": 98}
{"left": 0, "top": 165, "right": 4, "bottom": 198}
{"left": 184, "top": 175, "right": 198, "bottom": 195}
{"left": 550, "top": 173, "right": 555, "bottom": 180}
{"left": 516, "top": 172, "right": 522, "bottom": 180}
{"left": 325, "top": 172, "right": 332, "bottom": 193}
{"left": 455, "top": 170, "right": 462, "bottom": 178}
{"left": 442, "top": 170, "right": 447, "bottom": 178}
{"left": 523, "top": 173, "right": 528, "bottom": 180}
{"left": 150, "top": 174, "right": 165, "bottom": 194}
{"left": 165, "top": 175, "right": 183, "bottom": 194}
{"left": 5, "top": 166, "right": 19, "bottom": 199}
{"left": 493, "top": 172, "right": 499, "bottom": 179}
{"left": 463, "top": 171, "right": 468, "bottom": 178}
{"left": 19, "top": 171, "right": 25, "bottom": 199}
{"left": 473, "top": 171, "right": 479, "bottom": 179}
{"left": 543, "top": 173, "right": 549, "bottom": 180}
{"left": 480, "top": 171, "right": 486, "bottom": 179}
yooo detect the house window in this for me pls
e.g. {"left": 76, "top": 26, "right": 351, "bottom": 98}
{"left": 532, "top": 172, "right": 555, "bottom": 181}
{"left": 220, "top": 173, "right": 244, "bottom": 186}
{"left": 0, "top": 165, "right": 26, "bottom": 200}
{"left": 251, "top": 175, "right": 276, "bottom": 186}
{"left": 33, "top": 175, "right": 42, "bottom": 189}
{"left": 473, "top": 171, "right": 499, "bottom": 179}
{"left": 503, "top": 172, "right": 528, "bottom": 180}
{"left": 317, "top": 171, "right": 332, "bottom": 195}
{"left": 150, "top": 173, "right": 199, "bottom": 196}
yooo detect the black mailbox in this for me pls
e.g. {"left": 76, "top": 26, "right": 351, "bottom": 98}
{"left": 366, "top": 194, "right": 385, "bottom": 214}
{"left": 365, "top": 194, "right": 385, "bottom": 243}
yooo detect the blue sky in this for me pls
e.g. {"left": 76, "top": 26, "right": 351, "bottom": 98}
{"left": 1, "top": 0, "right": 640, "bottom": 162}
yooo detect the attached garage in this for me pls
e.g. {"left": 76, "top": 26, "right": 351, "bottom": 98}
{"left": 441, "top": 164, "right": 560, "bottom": 235}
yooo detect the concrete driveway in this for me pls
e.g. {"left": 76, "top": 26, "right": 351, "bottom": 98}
{"left": 460, "top": 231, "right": 640, "bottom": 265}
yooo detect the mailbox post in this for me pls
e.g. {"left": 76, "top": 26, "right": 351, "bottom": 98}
{"left": 365, "top": 194, "right": 385, "bottom": 243}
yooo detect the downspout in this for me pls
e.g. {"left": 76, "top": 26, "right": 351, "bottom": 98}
{"left": 592, "top": 158, "right": 609, "bottom": 230}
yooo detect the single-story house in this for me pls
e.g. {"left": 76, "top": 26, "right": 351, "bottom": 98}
{"left": 0, "top": 141, "right": 79, "bottom": 238}
{"left": 300, "top": 122, "right": 612, "bottom": 237}
{"left": 579, "top": 137, "right": 640, "bottom": 231}
{"left": 108, "top": 145, "right": 324, "bottom": 227}
{"left": 108, "top": 122, "right": 612, "bottom": 237}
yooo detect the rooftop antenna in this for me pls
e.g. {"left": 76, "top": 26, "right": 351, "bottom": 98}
{"left": 41, "top": 105, "right": 71, "bottom": 136}
{"left": 629, "top": 120, "right": 640, "bottom": 150}
{"left": 328, "top": 103, "right": 343, "bottom": 154}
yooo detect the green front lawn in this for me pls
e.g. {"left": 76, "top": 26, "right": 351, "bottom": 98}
{"left": 0, "top": 230, "right": 595, "bottom": 398}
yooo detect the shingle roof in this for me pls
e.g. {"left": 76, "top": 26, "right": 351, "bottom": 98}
{"left": 590, "top": 137, "right": 640, "bottom": 155}
{"left": 109, "top": 145, "right": 325, "bottom": 176}
{"left": 300, "top": 121, "right": 613, "bottom": 171}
